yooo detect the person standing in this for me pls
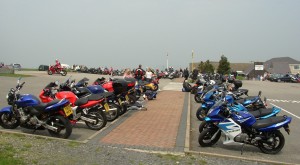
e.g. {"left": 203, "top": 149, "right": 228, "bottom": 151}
{"left": 134, "top": 64, "right": 145, "bottom": 83}
{"left": 145, "top": 68, "right": 154, "bottom": 82}
{"left": 123, "top": 68, "right": 133, "bottom": 78}
{"left": 183, "top": 68, "right": 189, "bottom": 80}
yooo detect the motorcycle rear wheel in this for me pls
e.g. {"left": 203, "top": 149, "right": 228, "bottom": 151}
{"left": 47, "top": 70, "right": 53, "bottom": 75}
{"left": 198, "top": 127, "right": 221, "bottom": 147}
{"left": 0, "top": 112, "right": 20, "bottom": 129}
{"left": 85, "top": 109, "right": 107, "bottom": 130}
{"left": 47, "top": 115, "right": 72, "bottom": 139}
{"left": 258, "top": 130, "right": 285, "bottom": 154}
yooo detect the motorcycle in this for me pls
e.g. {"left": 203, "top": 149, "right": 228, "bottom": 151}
{"left": 69, "top": 77, "right": 121, "bottom": 121}
{"left": 47, "top": 65, "right": 67, "bottom": 76}
{"left": 198, "top": 94, "right": 292, "bottom": 154}
{"left": 0, "top": 78, "right": 73, "bottom": 138}
{"left": 39, "top": 80, "right": 108, "bottom": 130}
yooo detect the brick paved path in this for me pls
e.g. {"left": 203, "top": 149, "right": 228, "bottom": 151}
{"left": 100, "top": 90, "right": 185, "bottom": 148}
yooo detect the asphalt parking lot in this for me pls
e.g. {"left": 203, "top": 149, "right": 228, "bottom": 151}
{"left": 190, "top": 80, "right": 300, "bottom": 164}
{"left": 1, "top": 71, "right": 300, "bottom": 164}
{"left": 0, "top": 71, "right": 171, "bottom": 142}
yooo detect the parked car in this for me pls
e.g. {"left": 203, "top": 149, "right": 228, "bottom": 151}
{"left": 275, "top": 74, "right": 297, "bottom": 83}
{"left": 268, "top": 74, "right": 284, "bottom": 82}
{"left": 38, "top": 65, "right": 49, "bottom": 71}
{"left": 10, "top": 63, "right": 21, "bottom": 70}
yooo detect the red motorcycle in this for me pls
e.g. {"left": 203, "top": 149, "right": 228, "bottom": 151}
{"left": 48, "top": 65, "right": 67, "bottom": 76}
{"left": 39, "top": 80, "right": 108, "bottom": 130}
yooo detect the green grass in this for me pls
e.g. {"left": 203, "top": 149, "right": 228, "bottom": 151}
{"left": 67, "top": 141, "right": 81, "bottom": 148}
{"left": 0, "top": 73, "right": 33, "bottom": 77}
{"left": 0, "top": 143, "right": 25, "bottom": 165}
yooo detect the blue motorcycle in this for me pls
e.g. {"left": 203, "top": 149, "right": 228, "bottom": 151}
{"left": 198, "top": 95, "right": 291, "bottom": 154}
{"left": 0, "top": 78, "right": 73, "bottom": 139}
{"left": 196, "top": 88, "right": 267, "bottom": 121}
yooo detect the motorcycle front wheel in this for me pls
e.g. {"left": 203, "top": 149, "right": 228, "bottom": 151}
{"left": 0, "top": 112, "right": 20, "bottom": 129}
{"left": 258, "top": 130, "right": 285, "bottom": 154}
{"left": 85, "top": 109, "right": 107, "bottom": 130}
{"left": 60, "top": 70, "right": 67, "bottom": 76}
{"left": 105, "top": 103, "right": 120, "bottom": 122}
{"left": 198, "top": 126, "right": 221, "bottom": 147}
{"left": 47, "top": 115, "right": 72, "bottom": 139}
{"left": 196, "top": 107, "right": 207, "bottom": 121}
{"left": 194, "top": 94, "right": 202, "bottom": 103}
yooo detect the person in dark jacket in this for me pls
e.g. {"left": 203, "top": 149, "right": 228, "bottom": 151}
{"left": 183, "top": 68, "right": 189, "bottom": 80}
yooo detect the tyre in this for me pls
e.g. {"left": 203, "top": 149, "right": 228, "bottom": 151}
{"left": 60, "top": 70, "right": 67, "bottom": 76}
{"left": 258, "top": 130, "right": 285, "bottom": 154}
{"left": 47, "top": 115, "right": 72, "bottom": 139}
{"left": 128, "top": 94, "right": 137, "bottom": 105}
{"left": 105, "top": 103, "right": 120, "bottom": 122}
{"left": 85, "top": 109, "right": 107, "bottom": 130}
{"left": 0, "top": 112, "right": 20, "bottom": 129}
{"left": 194, "top": 94, "right": 202, "bottom": 103}
{"left": 196, "top": 107, "right": 207, "bottom": 121}
{"left": 198, "top": 126, "right": 221, "bottom": 147}
{"left": 152, "top": 84, "right": 159, "bottom": 91}
{"left": 198, "top": 121, "right": 208, "bottom": 133}
{"left": 47, "top": 70, "right": 53, "bottom": 75}
{"left": 119, "top": 103, "right": 128, "bottom": 115}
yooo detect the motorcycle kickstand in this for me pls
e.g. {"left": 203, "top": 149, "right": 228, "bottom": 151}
{"left": 241, "top": 144, "right": 245, "bottom": 155}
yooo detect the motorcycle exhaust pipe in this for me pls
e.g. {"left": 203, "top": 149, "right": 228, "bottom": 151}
{"left": 44, "top": 124, "right": 58, "bottom": 132}
{"left": 109, "top": 108, "right": 117, "bottom": 111}
{"left": 80, "top": 116, "right": 97, "bottom": 124}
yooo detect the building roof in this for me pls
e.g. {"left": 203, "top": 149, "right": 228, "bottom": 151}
{"left": 264, "top": 57, "right": 300, "bottom": 74}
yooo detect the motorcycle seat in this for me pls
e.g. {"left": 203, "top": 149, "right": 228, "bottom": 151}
{"left": 139, "top": 81, "right": 150, "bottom": 86}
{"left": 74, "top": 97, "right": 88, "bottom": 106}
{"left": 98, "top": 92, "right": 114, "bottom": 98}
{"left": 252, "top": 116, "right": 286, "bottom": 129}
{"left": 249, "top": 108, "right": 273, "bottom": 118}
{"left": 87, "top": 94, "right": 104, "bottom": 101}
{"left": 34, "top": 99, "right": 61, "bottom": 112}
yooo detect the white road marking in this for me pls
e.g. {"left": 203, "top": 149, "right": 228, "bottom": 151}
{"left": 267, "top": 99, "right": 300, "bottom": 103}
{"left": 270, "top": 103, "right": 300, "bottom": 120}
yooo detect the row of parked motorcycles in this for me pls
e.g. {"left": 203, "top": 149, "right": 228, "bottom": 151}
{"left": 0, "top": 76, "right": 160, "bottom": 139}
{"left": 183, "top": 78, "right": 292, "bottom": 154}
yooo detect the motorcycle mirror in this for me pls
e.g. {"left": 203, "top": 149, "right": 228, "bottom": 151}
{"left": 258, "top": 91, "right": 262, "bottom": 96}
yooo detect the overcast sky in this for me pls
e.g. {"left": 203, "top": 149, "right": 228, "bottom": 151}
{"left": 1, "top": 0, "right": 300, "bottom": 69}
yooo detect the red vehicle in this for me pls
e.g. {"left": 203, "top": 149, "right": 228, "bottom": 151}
{"left": 47, "top": 65, "right": 67, "bottom": 76}
{"left": 39, "top": 81, "right": 108, "bottom": 130}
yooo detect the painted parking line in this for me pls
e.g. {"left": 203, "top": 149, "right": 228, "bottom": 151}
{"left": 270, "top": 103, "right": 300, "bottom": 120}
{"left": 267, "top": 99, "right": 300, "bottom": 103}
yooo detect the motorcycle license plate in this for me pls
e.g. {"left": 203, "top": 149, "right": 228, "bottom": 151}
{"left": 104, "top": 103, "right": 110, "bottom": 112}
{"left": 125, "top": 95, "right": 129, "bottom": 101}
{"left": 63, "top": 105, "right": 73, "bottom": 117}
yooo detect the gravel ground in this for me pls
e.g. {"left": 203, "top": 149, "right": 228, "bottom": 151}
{"left": 0, "top": 132, "right": 269, "bottom": 165}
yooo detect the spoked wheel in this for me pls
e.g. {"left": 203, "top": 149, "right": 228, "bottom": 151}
{"left": 198, "top": 126, "right": 221, "bottom": 147}
{"left": 47, "top": 115, "right": 72, "bottom": 139}
{"left": 0, "top": 112, "right": 20, "bottom": 129}
{"left": 196, "top": 107, "right": 207, "bottom": 121}
{"left": 105, "top": 103, "right": 120, "bottom": 122}
{"left": 194, "top": 94, "right": 202, "bottom": 103}
{"left": 258, "top": 130, "right": 285, "bottom": 154}
{"left": 85, "top": 109, "right": 107, "bottom": 130}
{"left": 47, "top": 70, "right": 53, "bottom": 75}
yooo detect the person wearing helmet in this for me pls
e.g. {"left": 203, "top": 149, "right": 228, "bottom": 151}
{"left": 134, "top": 64, "right": 145, "bottom": 84}
{"left": 54, "top": 59, "right": 61, "bottom": 72}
